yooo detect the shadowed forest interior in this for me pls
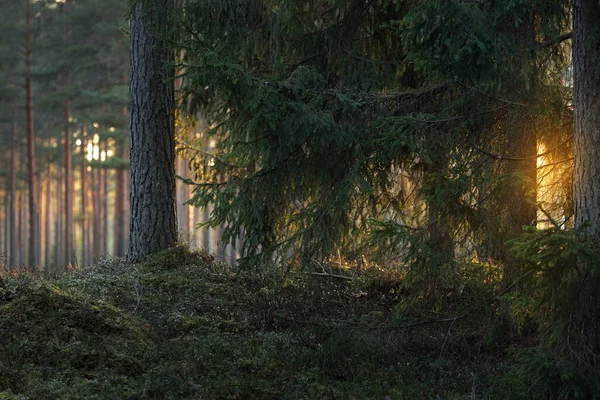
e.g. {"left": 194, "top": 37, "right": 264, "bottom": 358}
{"left": 1, "top": 0, "right": 600, "bottom": 399}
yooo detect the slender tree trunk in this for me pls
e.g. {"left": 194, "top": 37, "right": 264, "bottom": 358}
{"left": 128, "top": 0, "right": 177, "bottom": 261}
{"left": 92, "top": 166, "right": 101, "bottom": 259}
{"left": 44, "top": 163, "right": 51, "bottom": 270}
{"left": 102, "top": 155, "right": 108, "bottom": 255}
{"left": 25, "top": 0, "right": 39, "bottom": 270}
{"left": 8, "top": 108, "right": 17, "bottom": 268}
{"left": 114, "top": 139, "right": 126, "bottom": 257}
{"left": 56, "top": 167, "right": 64, "bottom": 272}
{"left": 16, "top": 192, "right": 23, "bottom": 268}
{"left": 81, "top": 130, "right": 87, "bottom": 265}
{"left": 63, "top": 0, "right": 73, "bottom": 267}
{"left": 572, "top": 0, "right": 600, "bottom": 364}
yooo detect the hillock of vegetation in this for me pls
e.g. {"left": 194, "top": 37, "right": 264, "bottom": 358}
{"left": 0, "top": 248, "right": 562, "bottom": 399}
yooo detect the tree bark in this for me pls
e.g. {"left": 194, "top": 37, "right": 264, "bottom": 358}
{"left": 25, "top": 0, "right": 40, "bottom": 269}
{"left": 80, "top": 130, "right": 87, "bottom": 265}
{"left": 8, "top": 108, "right": 17, "bottom": 268}
{"left": 128, "top": 0, "right": 177, "bottom": 261}
{"left": 114, "top": 138, "right": 126, "bottom": 257}
{"left": 63, "top": 0, "right": 73, "bottom": 268}
{"left": 572, "top": 0, "right": 600, "bottom": 364}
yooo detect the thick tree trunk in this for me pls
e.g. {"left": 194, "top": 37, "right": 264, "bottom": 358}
{"left": 572, "top": 0, "right": 600, "bottom": 364}
{"left": 128, "top": 0, "right": 177, "bottom": 262}
{"left": 25, "top": 0, "right": 39, "bottom": 269}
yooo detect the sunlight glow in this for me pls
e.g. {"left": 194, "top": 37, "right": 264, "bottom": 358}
{"left": 93, "top": 134, "right": 100, "bottom": 144}
{"left": 107, "top": 150, "right": 114, "bottom": 157}
{"left": 86, "top": 143, "right": 93, "bottom": 161}
{"left": 75, "top": 139, "right": 82, "bottom": 146}
{"left": 93, "top": 122, "right": 99, "bottom": 128}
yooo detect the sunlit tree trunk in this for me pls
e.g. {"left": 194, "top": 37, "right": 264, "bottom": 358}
{"left": 128, "top": 0, "right": 177, "bottom": 261}
{"left": 572, "top": 0, "right": 600, "bottom": 363}
{"left": 55, "top": 166, "right": 64, "bottom": 272}
{"left": 25, "top": 0, "right": 40, "bottom": 269}
{"left": 80, "top": 131, "right": 87, "bottom": 265}
{"left": 44, "top": 163, "right": 51, "bottom": 270}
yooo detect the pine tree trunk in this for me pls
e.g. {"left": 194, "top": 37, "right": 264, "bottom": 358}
{"left": 56, "top": 167, "right": 64, "bottom": 272}
{"left": 16, "top": 192, "right": 23, "bottom": 268}
{"left": 63, "top": 0, "right": 73, "bottom": 268}
{"left": 92, "top": 167, "right": 101, "bottom": 260}
{"left": 128, "top": 0, "right": 177, "bottom": 261}
{"left": 25, "top": 0, "right": 39, "bottom": 270}
{"left": 572, "top": 0, "right": 600, "bottom": 364}
{"left": 114, "top": 139, "right": 126, "bottom": 257}
{"left": 102, "top": 158, "right": 108, "bottom": 255}
{"left": 44, "top": 163, "right": 51, "bottom": 270}
{"left": 80, "top": 134, "right": 87, "bottom": 266}
{"left": 8, "top": 108, "right": 17, "bottom": 268}
{"left": 80, "top": 132, "right": 87, "bottom": 265}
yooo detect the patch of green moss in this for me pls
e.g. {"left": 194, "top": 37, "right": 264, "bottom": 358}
{"left": 1, "top": 248, "right": 535, "bottom": 399}
{"left": 0, "top": 280, "right": 150, "bottom": 398}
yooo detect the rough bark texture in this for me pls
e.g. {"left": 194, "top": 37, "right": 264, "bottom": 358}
{"left": 25, "top": 0, "right": 39, "bottom": 269}
{"left": 128, "top": 0, "right": 177, "bottom": 262}
{"left": 574, "top": 0, "right": 600, "bottom": 233}
{"left": 573, "top": 0, "right": 600, "bottom": 365}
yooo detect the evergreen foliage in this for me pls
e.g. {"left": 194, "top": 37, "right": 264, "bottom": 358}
{"left": 176, "top": 0, "right": 572, "bottom": 290}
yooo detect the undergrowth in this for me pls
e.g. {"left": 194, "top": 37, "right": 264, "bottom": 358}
{"left": 0, "top": 247, "right": 542, "bottom": 399}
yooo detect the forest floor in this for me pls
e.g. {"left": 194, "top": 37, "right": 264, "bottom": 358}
{"left": 0, "top": 247, "right": 540, "bottom": 399}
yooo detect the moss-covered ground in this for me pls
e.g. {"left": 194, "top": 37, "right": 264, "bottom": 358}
{"left": 0, "top": 248, "right": 539, "bottom": 399}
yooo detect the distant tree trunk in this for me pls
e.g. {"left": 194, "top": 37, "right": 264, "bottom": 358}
{"left": 203, "top": 204, "right": 210, "bottom": 251}
{"left": 44, "top": 163, "right": 51, "bottom": 270}
{"left": 114, "top": 139, "right": 126, "bottom": 257}
{"left": 92, "top": 166, "right": 101, "bottom": 259}
{"left": 80, "top": 130, "right": 87, "bottom": 265}
{"left": 55, "top": 167, "right": 64, "bottom": 272}
{"left": 102, "top": 155, "right": 108, "bottom": 255}
{"left": 8, "top": 108, "right": 17, "bottom": 268}
{"left": 572, "top": 0, "right": 600, "bottom": 363}
{"left": 25, "top": 0, "right": 39, "bottom": 269}
{"left": 128, "top": 0, "right": 177, "bottom": 261}
{"left": 16, "top": 192, "right": 23, "bottom": 267}
{"left": 63, "top": 0, "right": 73, "bottom": 268}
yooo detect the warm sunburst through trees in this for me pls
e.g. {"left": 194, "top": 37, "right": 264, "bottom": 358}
{"left": 1, "top": 0, "right": 600, "bottom": 398}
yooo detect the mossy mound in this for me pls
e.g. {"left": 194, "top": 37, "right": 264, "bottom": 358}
{"left": 0, "top": 248, "right": 537, "bottom": 399}
{"left": 0, "top": 278, "right": 149, "bottom": 399}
